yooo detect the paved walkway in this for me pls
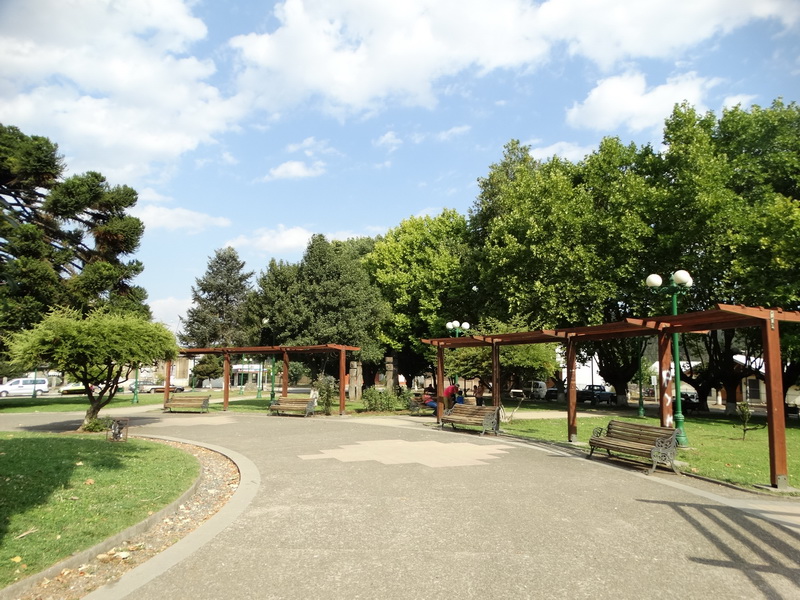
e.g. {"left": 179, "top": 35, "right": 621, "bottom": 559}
{"left": 2, "top": 406, "right": 800, "bottom": 599}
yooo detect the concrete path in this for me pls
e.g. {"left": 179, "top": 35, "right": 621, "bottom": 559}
{"left": 2, "top": 407, "right": 800, "bottom": 599}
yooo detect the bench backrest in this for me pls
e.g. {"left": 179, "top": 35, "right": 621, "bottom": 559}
{"left": 449, "top": 405, "right": 499, "bottom": 417}
{"left": 606, "top": 420, "right": 676, "bottom": 445}
{"left": 168, "top": 395, "right": 210, "bottom": 402}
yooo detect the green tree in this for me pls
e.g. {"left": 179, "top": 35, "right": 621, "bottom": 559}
{"left": 180, "top": 247, "right": 253, "bottom": 348}
{"left": 363, "top": 209, "right": 473, "bottom": 385}
{"left": 1, "top": 124, "right": 149, "bottom": 375}
{"left": 5, "top": 308, "right": 178, "bottom": 429}
{"left": 251, "top": 235, "right": 388, "bottom": 380}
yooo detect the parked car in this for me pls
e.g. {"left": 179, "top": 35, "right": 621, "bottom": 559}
{"left": 128, "top": 380, "right": 158, "bottom": 393}
{"left": 59, "top": 382, "right": 98, "bottom": 395}
{"left": 0, "top": 377, "right": 49, "bottom": 397}
{"left": 577, "top": 384, "right": 615, "bottom": 405}
{"left": 151, "top": 384, "right": 185, "bottom": 394}
{"left": 545, "top": 387, "right": 560, "bottom": 401}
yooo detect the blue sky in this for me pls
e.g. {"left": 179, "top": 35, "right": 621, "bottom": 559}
{"left": 2, "top": 0, "right": 798, "bottom": 331}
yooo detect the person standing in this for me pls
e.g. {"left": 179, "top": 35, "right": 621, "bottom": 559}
{"left": 474, "top": 382, "right": 486, "bottom": 406}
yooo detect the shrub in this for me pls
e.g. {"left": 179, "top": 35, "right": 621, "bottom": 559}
{"left": 82, "top": 417, "right": 114, "bottom": 432}
{"left": 312, "top": 374, "right": 337, "bottom": 415}
{"left": 362, "top": 387, "right": 402, "bottom": 412}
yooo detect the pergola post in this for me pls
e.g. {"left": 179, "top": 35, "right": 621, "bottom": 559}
{"left": 657, "top": 331, "right": 673, "bottom": 427}
{"left": 491, "top": 342, "right": 501, "bottom": 406}
{"left": 566, "top": 338, "right": 578, "bottom": 442}
{"left": 282, "top": 351, "right": 289, "bottom": 397}
{"left": 163, "top": 359, "right": 172, "bottom": 408}
{"left": 339, "top": 347, "right": 347, "bottom": 415}
{"left": 222, "top": 353, "right": 230, "bottom": 411}
{"left": 436, "top": 345, "right": 445, "bottom": 422}
{"left": 762, "top": 314, "right": 789, "bottom": 488}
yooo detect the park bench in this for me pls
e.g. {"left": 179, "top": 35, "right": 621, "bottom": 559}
{"left": 588, "top": 419, "right": 680, "bottom": 474}
{"left": 269, "top": 397, "right": 316, "bottom": 417}
{"left": 408, "top": 393, "right": 436, "bottom": 416}
{"left": 440, "top": 404, "right": 500, "bottom": 436}
{"left": 164, "top": 394, "right": 210, "bottom": 413}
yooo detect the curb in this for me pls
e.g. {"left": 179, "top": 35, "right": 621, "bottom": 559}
{"left": 0, "top": 439, "right": 204, "bottom": 600}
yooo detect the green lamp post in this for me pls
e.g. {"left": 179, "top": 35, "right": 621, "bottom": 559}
{"left": 445, "top": 320, "right": 470, "bottom": 389}
{"left": 646, "top": 269, "right": 693, "bottom": 447}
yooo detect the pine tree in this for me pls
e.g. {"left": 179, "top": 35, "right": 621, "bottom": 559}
{"left": 179, "top": 247, "right": 253, "bottom": 347}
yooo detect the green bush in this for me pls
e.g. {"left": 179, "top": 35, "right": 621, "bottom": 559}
{"left": 362, "top": 387, "right": 402, "bottom": 412}
{"left": 312, "top": 374, "right": 337, "bottom": 415}
{"left": 82, "top": 417, "right": 115, "bottom": 432}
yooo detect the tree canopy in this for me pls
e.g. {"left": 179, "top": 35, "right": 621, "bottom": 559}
{"left": 5, "top": 307, "right": 179, "bottom": 429}
{"left": 1, "top": 124, "right": 149, "bottom": 376}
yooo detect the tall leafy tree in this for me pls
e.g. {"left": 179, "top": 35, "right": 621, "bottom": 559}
{"left": 180, "top": 247, "right": 253, "bottom": 348}
{"left": 250, "top": 235, "right": 388, "bottom": 378}
{"left": 1, "top": 124, "right": 148, "bottom": 375}
{"left": 363, "top": 209, "right": 474, "bottom": 383}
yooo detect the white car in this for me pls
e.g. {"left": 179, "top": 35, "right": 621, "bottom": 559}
{"left": 0, "top": 377, "right": 49, "bottom": 397}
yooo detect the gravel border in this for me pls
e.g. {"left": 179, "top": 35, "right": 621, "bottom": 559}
{"left": 2, "top": 438, "right": 240, "bottom": 600}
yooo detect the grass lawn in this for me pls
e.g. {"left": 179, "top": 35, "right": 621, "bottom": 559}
{"left": 0, "top": 432, "right": 199, "bottom": 588}
{"left": 0, "top": 393, "right": 165, "bottom": 413}
{"left": 502, "top": 409, "right": 800, "bottom": 494}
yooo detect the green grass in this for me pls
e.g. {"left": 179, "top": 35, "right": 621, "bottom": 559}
{"left": 0, "top": 433, "right": 199, "bottom": 588}
{"left": 0, "top": 393, "right": 166, "bottom": 413}
{"left": 502, "top": 411, "right": 800, "bottom": 494}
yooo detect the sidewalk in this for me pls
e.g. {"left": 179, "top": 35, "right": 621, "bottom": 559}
{"left": 2, "top": 408, "right": 799, "bottom": 599}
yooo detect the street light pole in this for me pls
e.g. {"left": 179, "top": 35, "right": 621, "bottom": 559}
{"left": 445, "top": 320, "right": 470, "bottom": 388}
{"left": 646, "top": 269, "right": 693, "bottom": 447}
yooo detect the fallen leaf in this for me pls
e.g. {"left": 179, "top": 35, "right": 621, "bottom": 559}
{"left": 84, "top": 479, "right": 95, "bottom": 485}
{"left": 10, "top": 556, "right": 22, "bottom": 563}
{"left": 75, "top": 461, "right": 83, "bottom": 466}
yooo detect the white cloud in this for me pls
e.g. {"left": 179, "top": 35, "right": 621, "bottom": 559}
{"left": 374, "top": 131, "right": 403, "bottom": 152}
{"left": 0, "top": 0, "right": 244, "bottom": 184}
{"left": 131, "top": 204, "right": 232, "bottom": 234}
{"left": 229, "top": 0, "right": 797, "bottom": 116}
{"left": 722, "top": 94, "right": 759, "bottom": 109}
{"left": 227, "top": 224, "right": 315, "bottom": 254}
{"left": 566, "top": 71, "right": 721, "bottom": 133}
{"left": 435, "top": 125, "right": 471, "bottom": 141}
{"left": 286, "top": 136, "right": 336, "bottom": 157}
{"left": 149, "top": 296, "right": 193, "bottom": 332}
{"left": 529, "top": 141, "right": 594, "bottom": 162}
{"left": 262, "top": 160, "right": 327, "bottom": 181}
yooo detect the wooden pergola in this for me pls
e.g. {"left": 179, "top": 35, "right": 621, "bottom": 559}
{"left": 163, "top": 344, "right": 360, "bottom": 415}
{"left": 423, "top": 304, "right": 800, "bottom": 489}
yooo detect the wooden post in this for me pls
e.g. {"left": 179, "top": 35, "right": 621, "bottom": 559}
{"left": 492, "top": 342, "right": 501, "bottom": 406}
{"left": 339, "top": 348, "right": 346, "bottom": 415}
{"left": 163, "top": 359, "right": 172, "bottom": 408}
{"left": 762, "top": 314, "right": 789, "bottom": 488}
{"left": 657, "top": 332, "right": 672, "bottom": 427}
{"left": 222, "top": 353, "right": 230, "bottom": 411}
{"left": 436, "top": 345, "right": 445, "bottom": 422}
{"left": 282, "top": 351, "right": 289, "bottom": 397}
{"left": 566, "top": 338, "right": 578, "bottom": 442}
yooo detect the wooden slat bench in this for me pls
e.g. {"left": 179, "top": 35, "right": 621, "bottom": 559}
{"left": 269, "top": 397, "right": 316, "bottom": 417}
{"left": 588, "top": 419, "right": 680, "bottom": 474}
{"left": 164, "top": 394, "right": 210, "bottom": 413}
{"left": 408, "top": 394, "right": 436, "bottom": 416}
{"left": 440, "top": 405, "right": 500, "bottom": 436}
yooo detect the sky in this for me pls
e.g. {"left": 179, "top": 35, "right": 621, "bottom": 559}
{"left": 1, "top": 0, "right": 799, "bottom": 332}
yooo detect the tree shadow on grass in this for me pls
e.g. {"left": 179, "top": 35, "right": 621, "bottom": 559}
{"left": 0, "top": 434, "right": 124, "bottom": 548}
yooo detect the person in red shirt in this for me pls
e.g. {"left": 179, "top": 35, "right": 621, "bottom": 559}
{"left": 443, "top": 383, "right": 461, "bottom": 408}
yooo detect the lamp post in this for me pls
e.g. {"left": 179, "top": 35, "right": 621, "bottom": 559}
{"left": 646, "top": 269, "right": 693, "bottom": 447}
{"left": 239, "top": 355, "right": 252, "bottom": 396}
{"left": 445, "top": 320, "right": 470, "bottom": 388}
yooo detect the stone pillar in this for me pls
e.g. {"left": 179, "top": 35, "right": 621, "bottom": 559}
{"left": 385, "top": 356, "right": 399, "bottom": 391}
{"left": 349, "top": 361, "right": 363, "bottom": 401}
